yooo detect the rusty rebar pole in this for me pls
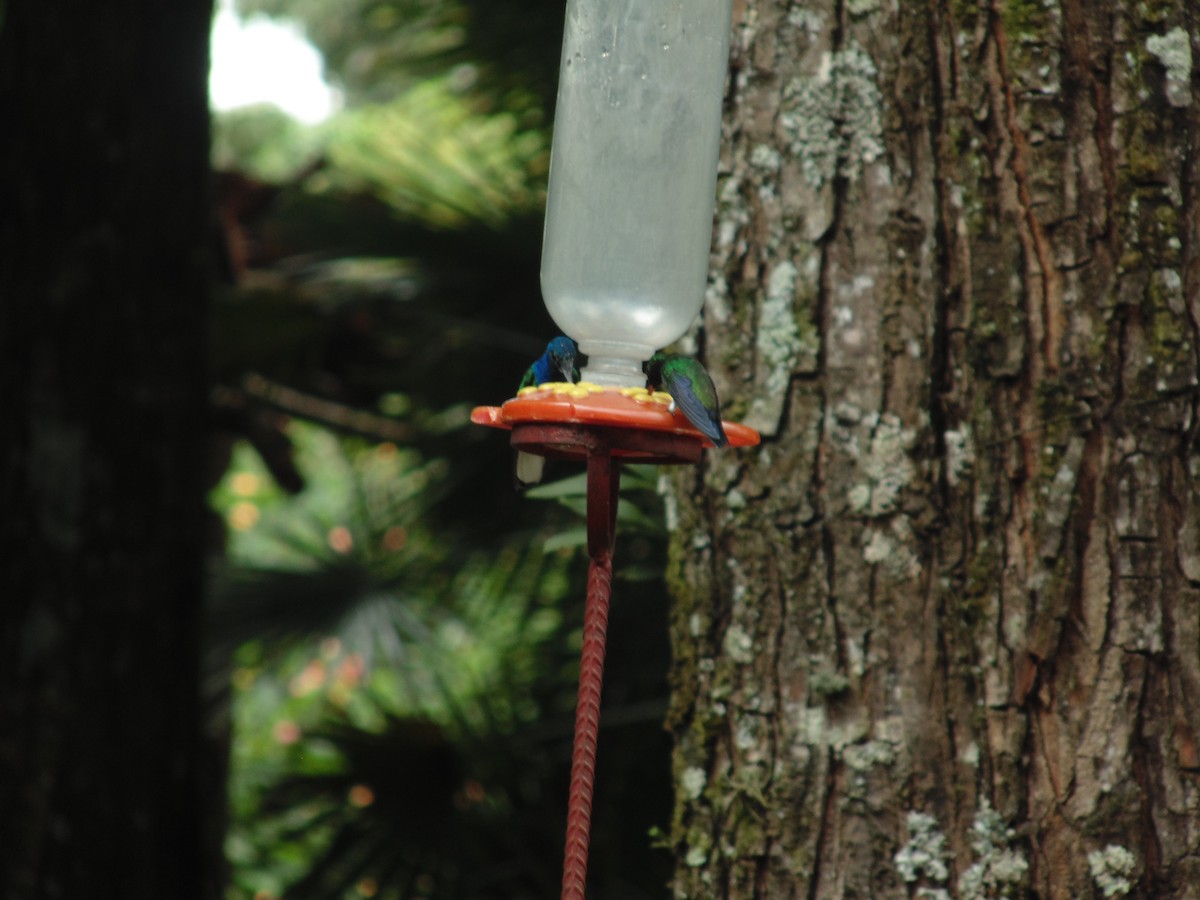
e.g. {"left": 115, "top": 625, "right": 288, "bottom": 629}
{"left": 560, "top": 446, "right": 620, "bottom": 900}
{"left": 561, "top": 549, "right": 612, "bottom": 900}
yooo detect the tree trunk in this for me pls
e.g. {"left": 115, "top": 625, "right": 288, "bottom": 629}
{"left": 667, "top": 1, "right": 1199, "bottom": 897}
{"left": 0, "top": 2, "right": 215, "bottom": 897}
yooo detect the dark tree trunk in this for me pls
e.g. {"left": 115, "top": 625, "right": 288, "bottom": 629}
{"left": 0, "top": 2, "right": 215, "bottom": 897}
{"left": 668, "top": 1, "right": 1199, "bottom": 897}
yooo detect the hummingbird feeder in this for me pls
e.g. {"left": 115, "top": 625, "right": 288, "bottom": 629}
{"left": 471, "top": 1, "right": 756, "bottom": 897}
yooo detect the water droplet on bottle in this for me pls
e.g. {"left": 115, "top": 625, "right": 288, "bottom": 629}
{"left": 661, "top": 43, "right": 670, "bottom": 51}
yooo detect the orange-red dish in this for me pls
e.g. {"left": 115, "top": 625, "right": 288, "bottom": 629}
{"left": 471, "top": 382, "right": 760, "bottom": 449}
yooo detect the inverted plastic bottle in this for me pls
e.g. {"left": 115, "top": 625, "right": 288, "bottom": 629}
{"left": 540, "top": 0, "right": 734, "bottom": 387}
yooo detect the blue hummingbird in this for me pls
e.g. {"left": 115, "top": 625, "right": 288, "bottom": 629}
{"left": 644, "top": 352, "right": 728, "bottom": 447}
{"left": 515, "top": 336, "right": 580, "bottom": 488}
{"left": 519, "top": 336, "right": 580, "bottom": 390}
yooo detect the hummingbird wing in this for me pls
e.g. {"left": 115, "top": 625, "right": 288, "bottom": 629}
{"left": 518, "top": 363, "right": 539, "bottom": 390}
{"left": 666, "top": 370, "right": 728, "bottom": 447}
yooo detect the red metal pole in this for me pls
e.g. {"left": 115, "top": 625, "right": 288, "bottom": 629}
{"left": 561, "top": 549, "right": 612, "bottom": 900}
{"left": 561, "top": 447, "right": 620, "bottom": 900}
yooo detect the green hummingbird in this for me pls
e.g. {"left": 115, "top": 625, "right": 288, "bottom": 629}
{"left": 644, "top": 352, "right": 728, "bottom": 447}
{"left": 515, "top": 336, "right": 580, "bottom": 489}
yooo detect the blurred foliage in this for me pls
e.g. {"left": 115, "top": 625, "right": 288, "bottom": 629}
{"left": 209, "top": 425, "right": 672, "bottom": 899}
{"left": 327, "top": 77, "right": 549, "bottom": 229}
{"left": 234, "top": 0, "right": 564, "bottom": 113}
{"left": 210, "top": 426, "right": 574, "bottom": 898}
{"left": 208, "top": 2, "right": 675, "bottom": 897}
{"left": 213, "top": 103, "right": 324, "bottom": 181}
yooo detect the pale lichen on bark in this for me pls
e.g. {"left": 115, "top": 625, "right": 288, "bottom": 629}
{"left": 670, "top": 1, "right": 1200, "bottom": 897}
{"left": 780, "top": 44, "right": 885, "bottom": 188}
{"left": 1145, "top": 26, "right": 1192, "bottom": 108}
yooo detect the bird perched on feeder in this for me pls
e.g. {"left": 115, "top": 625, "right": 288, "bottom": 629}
{"left": 644, "top": 352, "right": 728, "bottom": 447}
{"left": 515, "top": 336, "right": 580, "bottom": 488}
{"left": 519, "top": 335, "right": 580, "bottom": 391}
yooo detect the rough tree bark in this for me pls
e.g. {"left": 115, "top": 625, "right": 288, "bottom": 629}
{"left": 667, "top": 1, "right": 1199, "bottom": 897}
{"left": 0, "top": 2, "right": 215, "bottom": 898}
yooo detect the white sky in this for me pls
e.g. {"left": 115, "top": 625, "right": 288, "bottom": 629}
{"left": 209, "top": 0, "right": 339, "bottom": 124}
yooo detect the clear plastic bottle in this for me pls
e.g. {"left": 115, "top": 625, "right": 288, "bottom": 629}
{"left": 540, "top": 0, "right": 734, "bottom": 386}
